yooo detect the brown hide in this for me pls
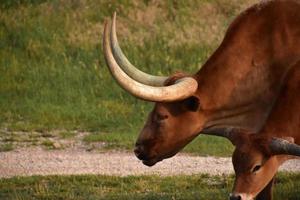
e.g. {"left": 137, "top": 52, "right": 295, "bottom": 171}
{"left": 231, "top": 59, "right": 300, "bottom": 200}
{"left": 134, "top": 0, "right": 300, "bottom": 167}
{"left": 220, "top": 2, "right": 300, "bottom": 199}
{"left": 262, "top": 63, "right": 300, "bottom": 143}
{"left": 198, "top": 0, "right": 300, "bottom": 133}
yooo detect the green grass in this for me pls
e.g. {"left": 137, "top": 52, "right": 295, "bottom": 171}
{"left": 59, "top": 131, "right": 76, "bottom": 139}
{"left": 0, "top": 0, "right": 258, "bottom": 154}
{"left": 0, "top": 173, "right": 299, "bottom": 200}
{"left": 83, "top": 131, "right": 137, "bottom": 151}
{"left": 184, "top": 135, "right": 234, "bottom": 156}
{"left": 0, "top": 143, "right": 14, "bottom": 152}
{"left": 41, "top": 139, "right": 54, "bottom": 148}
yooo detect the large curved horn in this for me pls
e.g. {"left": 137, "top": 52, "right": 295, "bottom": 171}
{"left": 103, "top": 21, "right": 198, "bottom": 102}
{"left": 110, "top": 12, "right": 167, "bottom": 86}
{"left": 269, "top": 138, "right": 300, "bottom": 156}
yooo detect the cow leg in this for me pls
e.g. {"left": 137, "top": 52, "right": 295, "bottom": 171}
{"left": 255, "top": 178, "right": 274, "bottom": 200}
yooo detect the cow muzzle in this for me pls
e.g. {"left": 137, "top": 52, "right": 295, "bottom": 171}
{"left": 229, "top": 193, "right": 241, "bottom": 200}
{"left": 229, "top": 193, "right": 253, "bottom": 200}
{"left": 134, "top": 144, "right": 160, "bottom": 167}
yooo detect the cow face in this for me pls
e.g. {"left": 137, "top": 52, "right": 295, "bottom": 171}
{"left": 134, "top": 95, "right": 204, "bottom": 166}
{"left": 103, "top": 16, "right": 205, "bottom": 167}
{"left": 230, "top": 135, "right": 290, "bottom": 200}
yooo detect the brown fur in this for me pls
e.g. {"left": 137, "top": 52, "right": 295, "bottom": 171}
{"left": 132, "top": 0, "right": 300, "bottom": 199}
{"left": 231, "top": 59, "right": 300, "bottom": 200}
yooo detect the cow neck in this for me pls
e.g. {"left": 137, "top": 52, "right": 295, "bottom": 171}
{"left": 194, "top": 5, "right": 300, "bottom": 134}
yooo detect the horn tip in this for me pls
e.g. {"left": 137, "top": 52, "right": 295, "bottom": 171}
{"left": 103, "top": 20, "right": 109, "bottom": 30}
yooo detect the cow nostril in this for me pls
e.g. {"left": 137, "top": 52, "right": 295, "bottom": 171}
{"left": 229, "top": 193, "right": 242, "bottom": 200}
{"left": 135, "top": 141, "right": 142, "bottom": 147}
{"left": 134, "top": 145, "right": 149, "bottom": 160}
{"left": 134, "top": 147, "right": 141, "bottom": 156}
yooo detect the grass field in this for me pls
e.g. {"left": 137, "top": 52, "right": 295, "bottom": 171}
{"left": 0, "top": 173, "right": 299, "bottom": 200}
{"left": 0, "top": 0, "right": 261, "bottom": 155}
{"left": 0, "top": 0, "right": 257, "bottom": 131}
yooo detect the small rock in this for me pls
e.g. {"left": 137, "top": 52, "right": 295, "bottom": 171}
{"left": 53, "top": 142, "right": 62, "bottom": 149}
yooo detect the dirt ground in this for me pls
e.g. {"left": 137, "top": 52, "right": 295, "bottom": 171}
{"left": 1, "top": 147, "right": 299, "bottom": 178}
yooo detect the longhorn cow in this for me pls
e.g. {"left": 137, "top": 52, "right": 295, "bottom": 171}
{"left": 103, "top": 0, "right": 300, "bottom": 199}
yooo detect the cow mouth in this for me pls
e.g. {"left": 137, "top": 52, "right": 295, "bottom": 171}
{"left": 136, "top": 148, "right": 179, "bottom": 167}
{"left": 142, "top": 159, "right": 157, "bottom": 166}
{"left": 141, "top": 152, "right": 177, "bottom": 167}
{"left": 141, "top": 157, "right": 163, "bottom": 167}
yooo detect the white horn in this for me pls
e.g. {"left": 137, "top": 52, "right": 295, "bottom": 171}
{"left": 110, "top": 12, "right": 168, "bottom": 86}
{"left": 103, "top": 21, "right": 198, "bottom": 102}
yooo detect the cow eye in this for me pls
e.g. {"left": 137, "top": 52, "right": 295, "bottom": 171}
{"left": 252, "top": 165, "right": 261, "bottom": 173}
{"left": 155, "top": 114, "right": 168, "bottom": 122}
{"left": 183, "top": 96, "right": 200, "bottom": 112}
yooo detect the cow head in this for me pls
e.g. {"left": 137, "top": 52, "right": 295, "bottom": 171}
{"left": 103, "top": 13, "right": 208, "bottom": 166}
{"left": 224, "top": 133, "right": 300, "bottom": 200}
{"left": 134, "top": 90, "right": 204, "bottom": 166}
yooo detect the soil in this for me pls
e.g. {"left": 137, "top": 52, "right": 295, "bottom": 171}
{"left": 1, "top": 147, "right": 299, "bottom": 178}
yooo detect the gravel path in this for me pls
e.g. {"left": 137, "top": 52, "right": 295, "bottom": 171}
{"left": 1, "top": 148, "right": 299, "bottom": 178}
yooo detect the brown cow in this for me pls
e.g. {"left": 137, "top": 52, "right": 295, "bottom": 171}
{"left": 223, "top": 62, "right": 300, "bottom": 200}
{"left": 103, "top": 0, "right": 300, "bottom": 199}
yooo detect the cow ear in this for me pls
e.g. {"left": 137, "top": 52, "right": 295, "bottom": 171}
{"left": 183, "top": 96, "right": 200, "bottom": 112}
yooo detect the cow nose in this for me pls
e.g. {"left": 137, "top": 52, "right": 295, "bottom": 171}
{"left": 229, "top": 193, "right": 242, "bottom": 200}
{"left": 134, "top": 145, "right": 142, "bottom": 156}
{"left": 134, "top": 144, "right": 146, "bottom": 160}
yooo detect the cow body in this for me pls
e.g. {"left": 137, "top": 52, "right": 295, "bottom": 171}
{"left": 198, "top": 0, "right": 300, "bottom": 134}
{"left": 103, "top": 0, "right": 300, "bottom": 199}
{"left": 231, "top": 60, "right": 300, "bottom": 200}
{"left": 135, "top": 0, "right": 300, "bottom": 168}
{"left": 201, "top": 1, "right": 300, "bottom": 199}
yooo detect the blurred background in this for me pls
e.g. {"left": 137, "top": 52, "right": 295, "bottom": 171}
{"left": 0, "top": 0, "right": 258, "bottom": 155}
